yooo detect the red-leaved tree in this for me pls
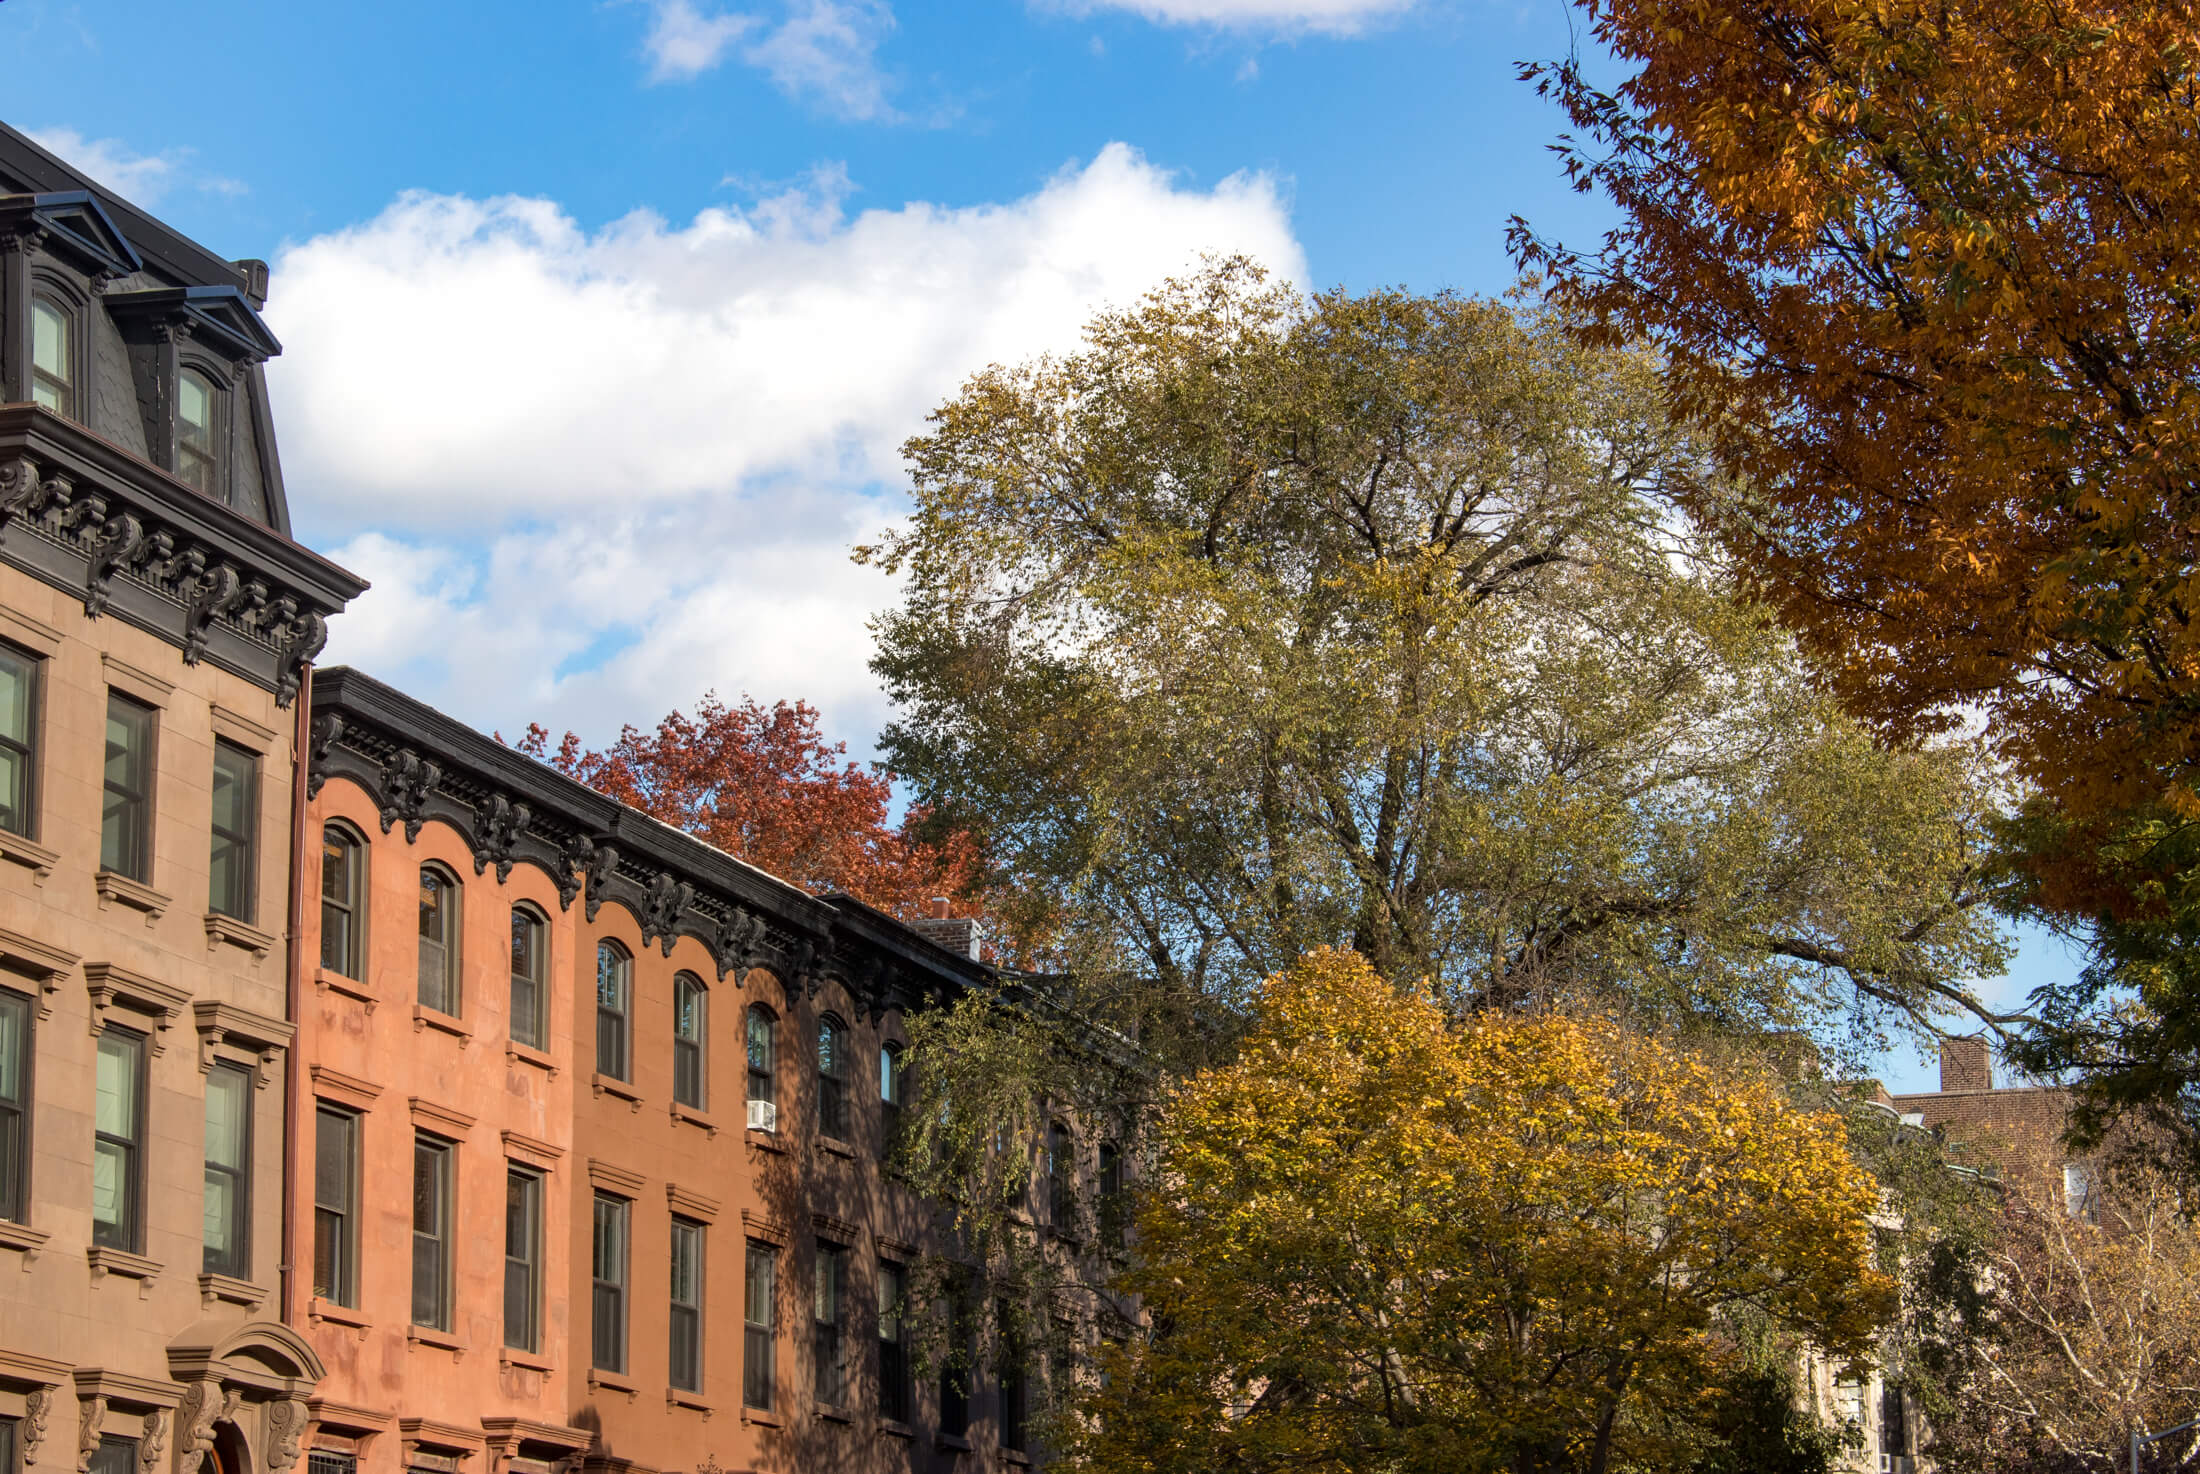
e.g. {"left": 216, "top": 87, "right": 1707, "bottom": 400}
{"left": 515, "top": 694, "right": 990, "bottom": 926}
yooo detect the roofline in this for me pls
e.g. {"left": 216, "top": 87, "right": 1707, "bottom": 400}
{"left": 0, "top": 122, "right": 252, "bottom": 292}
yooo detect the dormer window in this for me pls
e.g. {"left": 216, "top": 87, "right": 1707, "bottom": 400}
{"left": 176, "top": 367, "right": 220, "bottom": 495}
{"left": 30, "top": 295, "right": 73, "bottom": 417}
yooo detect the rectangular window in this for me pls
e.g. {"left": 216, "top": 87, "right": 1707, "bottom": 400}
{"left": 504, "top": 1166, "right": 541, "bottom": 1353}
{"left": 998, "top": 1300, "right": 1028, "bottom": 1453}
{"left": 669, "top": 1216, "right": 704, "bottom": 1393}
{"left": 940, "top": 1291, "right": 972, "bottom": 1438}
{"left": 743, "top": 1241, "right": 776, "bottom": 1410}
{"left": 814, "top": 1239, "right": 848, "bottom": 1406}
{"left": 202, "top": 1062, "right": 251, "bottom": 1277}
{"left": 592, "top": 1193, "right": 629, "bottom": 1374}
{"left": 92, "top": 1026, "right": 145, "bottom": 1251}
{"left": 100, "top": 693, "right": 155, "bottom": 881}
{"left": 207, "top": 741, "right": 257, "bottom": 921}
{"left": 31, "top": 295, "right": 73, "bottom": 417}
{"left": 313, "top": 1106, "right": 358, "bottom": 1305}
{"left": 509, "top": 909, "right": 546, "bottom": 1051}
{"left": 416, "top": 869, "right": 458, "bottom": 1015}
{"left": 87, "top": 1438, "right": 136, "bottom": 1474}
{"left": 673, "top": 974, "right": 706, "bottom": 1110}
{"left": 305, "top": 1454, "right": 355, "bottom": 1474}
{"left": 320, "top": 826, "right": 363, "bottom": 978}
{"left": 595, "top": 945, "right": 630, "bottom": 1082}
{"left": 411, "top": 1133, "right": 454, "bottom": 1331}
{"left": 0, "top": 988, "right": 30, "bottom": 1224}
{"left": 0, "top": 1415, "right": 16, "bottom": 1474}
{"left": 0, "top": 645, "right": 40, "bottom": 838}
{"left": 878, "top": 1260, "right": 910, "bottom": 1424}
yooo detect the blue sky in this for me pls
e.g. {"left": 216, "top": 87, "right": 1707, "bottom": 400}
{"left": 3, "top": 0, "right": 2067, "bottom": 1086}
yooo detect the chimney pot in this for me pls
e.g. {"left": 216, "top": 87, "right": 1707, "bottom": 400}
{"left": 930, "top": 896, "right": 951, "bottom": 920}
{"left": 1940, "top": 1036, "right": 1993, "bottom": 1093}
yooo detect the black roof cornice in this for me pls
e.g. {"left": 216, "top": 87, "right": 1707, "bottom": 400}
{"left": 0, "top": 122, "right": 249, "bottom": 292}
{"left": 309, "top": 666, "right": 991, "bottom": 1021}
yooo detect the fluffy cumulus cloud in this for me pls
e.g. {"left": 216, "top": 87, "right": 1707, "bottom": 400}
{"left": 641, "top": 0, "right": 899, "bottom": 121}
{"left": 1048, "top": 0, "right": 1422, "bottom": 33}
{"left": 267, "top": 145, "right": 1303, "bottom": 750}
{"left": 24, "top": 127, "right": 246, "bottom": 207}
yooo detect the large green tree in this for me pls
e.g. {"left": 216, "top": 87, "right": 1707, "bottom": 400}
{"left": 861, "top": 260, "right": 2008, "bottom": 1059}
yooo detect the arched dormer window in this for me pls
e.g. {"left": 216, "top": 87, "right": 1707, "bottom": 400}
{"left": 175, "top": 366, "right": 221, "bottom": 496}
{"left": 817, "top": 1015, "right": 849, "bottom": 1140}
{"left": 417, "top": 865, "right": 461, "bottom": 1015}
{"left": 596, "top": 941, "right": 632, "bottom": 1081}
{"left": 509, "top": 904, "right": 548, "bottom": 1050}
{"left": 320, "top": 822, "right": 366, "bottom": 979}
{"left": 745, "top": 1006, "right": 777, "bottom": 1132}
{"left": 30, "top": 293, "right": 74, "bottom": 418}
{"left": 673, "top": 972, "right": 707, "bottom": 1111}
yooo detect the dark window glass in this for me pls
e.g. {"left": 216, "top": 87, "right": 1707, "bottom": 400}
{"left": 1099, "top": 1141, "right": 1125, "bottom": 1249}
{"left": 313, "top": 1105, "right": 358, "bottom": 1305}
{"left": 92, "top": 1027, "right": 144, "bottom": 1250}
{"left": 176, "top": 367, "right": 219, "bottom": 495}
{"left": 817, "top": 1016, "right": 848, "bottom": 1139}
{"left": 596, "top": 943, "right": 630, "bottom": 1081}
{"left": 814, "top": 1240, "right": 847, "bottom": 1405}
{"left": 0, "top": 989, "right": 29, "bottom": 1223}
{"left": 0, "top": 646, "right": 40, "bottom": 838}
{"left": 31, "top": 295, "right": 72, "bottom": 417}
{"left": 673, "top": 973, "right": 706, "bottom": 1110}
{"left": 202, "top": 1062, "right": 251, "bottom": 1277}
{"left": 320, "top": 825, "right": 364, "bottom": 978}
{"left": 743, "top": 1241, "right": 775, "bottom": 1410}
{"left": 411, "top": 1134, "right": 454, "bottom": 1330}
{"left": 306, "top": 1453, "right": 356, "bottom": 1474}
{"left": 669, "top": 1216, "right": 704, "bottom": 1392}
{"left": 745, "top": 1007, "right": 776, "bottom": 1132}
{"left": 505, "top": 1166, "right": 541, "bottom": 1352}
{"left": 592, "top": 1193, "right": 628, "bottom": 1373}
{"left": 1881, "top": 1384, "right": 1909, "bottom": 1455}
{"left": 100, "top": 693, "right": 154, "bottom": 881}
{"left": 879, "top": 1043, "right": 902, "bottom": 1160}
{"left": 878, "top": 1260, "right": 910, "bottom": 1423}
{"left": 87, "top": 1437, "right": 135, "bottom": 1474}
{"left": 0, "top": 1415, "right": 16, "bottom": 1474}
{"left": 509, "top": 908, "right": 546, "bottom": 1051}
{"left": 417, "top": 867, "right": 458, "bottom": 1014}
{"left": 940, "top": 1291, "right": 972, "bottom": 1437}
{"left": 1047, "top": 1122, "right": 1074, "bottom": 1233}
{"left": 208, "top": 741, "right": 257, "bottom": 921}
{"left": 998, "top": 1300, "right": 1028, "bottom": 1453}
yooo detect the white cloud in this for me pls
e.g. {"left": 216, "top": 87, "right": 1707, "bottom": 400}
{"left": 1052, "top": 0, "right": 1419, "bottom": 31}
{"left": 271, "top": 145, "right": 1303, "bottom": 750}
{"left": 23, "top": 127, "right": 245, "bottom": 208}
{"left": 640, "top": 0, "right": 900, "bottom": 121}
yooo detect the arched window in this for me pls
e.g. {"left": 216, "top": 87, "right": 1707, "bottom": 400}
{"left": 817, "top": 1015, "right": 848, "bottom": 1139}
{"left": 509, "top": 905, "right": 547, "bottom": 1050}
{"left": 745, "top": 1006, "right": 777, "bottom": 1132}
{"left": 1098, "top": 1141, "right": 1125, "bottom": 1249}
{"left": 673, "top": 972, "right": 707, "bottom": 1110}
{"left": 1046, "top": 1122, "right": 1074, "bottom": 1232}
{"left": 30, "top": 293, "right": 73, "bottom": 417}
{"left": 596, "top": 941, "right": 631, "bottom": 1081}
{"left": 319, "top": 822, "right": 365, "bottom": 979}
{"left": 176, "top": 367, "right": 221, "bottom": 495}
{"left": 879, "top": 1042, "right": 904, "bottom": 1158}
{"left": 417, "top": 865, "right": 460, "bottom": 1015}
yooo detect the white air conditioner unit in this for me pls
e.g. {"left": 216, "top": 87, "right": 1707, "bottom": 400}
{"left": 747, "top": 1099, "right": 777, "bottom": 1132}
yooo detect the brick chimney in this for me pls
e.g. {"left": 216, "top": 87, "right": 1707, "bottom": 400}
{"left": 1940, "top": 1036, "right": 1993, "bottom": 1093}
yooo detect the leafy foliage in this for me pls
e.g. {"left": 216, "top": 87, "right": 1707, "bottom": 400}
{"left": 1060, "top": 948, "right": 1890, "bottom": 1474}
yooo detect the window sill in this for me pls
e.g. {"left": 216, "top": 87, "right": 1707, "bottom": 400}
{"left": 0, "top": 1217, "right": 48, "bottom": 1264}
{"left": 879, "top": 1420, "right": 915, "bottom": 1442}
{"left": 816, "top": 1136, "right": 856, "bottom": 1161}
{"left": 197, "top": 1271, "right": 266, "bottom": 1310}
{"left": 203, "top": 910, "right": 274, "bottom": 962}
{"left": 94, "top": 869, "right": 169, "bottom": 925}
{"left": 745, "top": 1128, "right": 787, "bottom": 1154}
{"left": 499, "top": 1348, "right": 555, "bottom": 1374}
{"left": 666, "top": 1388, "right": 713, "bottom": 1415}
{"left": 740, "top": 1406, "right": 783, "bottom": 1429}
{"left": 413, "top": 1005, "right": 471, "bottom": 1041}
{"left": 0, "top": 830, "right": 57, "bottom": 885}
{"left": 506, "top": 1040, "right": 559, "bottom": 1077}
{"left": 591, "top": 1073, "right": 642, "bottom": 1112}
{"left": 314, "top": 967, "right": 377, "bottom": 1013}
{"left": 1001, "top": 1451, "right": 1033, "bottom": 1468}
{"left": 935, "top": 1433, "right": 973, "bottom": 1453}
{"left": 308, "top": 1297, "right": 373, "bottom": 1341}
{"left": 86, "top": 1245, "right": 160, "bottom": 1297}
{"left": 406, "top": 1324, "right": 465, "bottom": 1356}
{"left": 670, "top": 1102, "right": 716, "bottom": 1137}
{"left": 586, "top": 1368, "right": 636, "bottom": 1400}
{"left": 815, "top": 1404, "right": 853, "bottom": 1425}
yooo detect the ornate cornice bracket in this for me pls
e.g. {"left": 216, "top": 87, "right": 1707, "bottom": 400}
{"left": 639, "top": 873, "right": 692, "bottom": 957}
{"left": 474, "top": 796, "right": 532, "bottom": 883}
{"left": 376, "top": 749, "right": 442, "bottom": 842}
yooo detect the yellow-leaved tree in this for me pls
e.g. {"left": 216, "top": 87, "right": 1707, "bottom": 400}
{"left": 1063, "top": 948, "right": 1893, "bottom": 1474}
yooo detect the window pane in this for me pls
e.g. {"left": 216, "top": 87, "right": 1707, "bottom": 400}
{"left": 505, "top": 1169, "right": 540, "bottom": 1352}
{"left": 31, "top": 298, "right": 70, "bottom": 415}
{"left": 597, "top": 944, "right": 629, "bottom": 1081}
{"left": 592, "top": 1195, "right": 628, "bottom": 1373}
{"left": 744, "top": 1242, "right": 775, "bottom": 1410}
{"left": 412, "top": 1138, "right": 450, "bottom": 1329}
{"left": 100, "top": 696, "right": 152, "bottom": 880}
{"left": 209, "top": 743, "right": 256, "bottom": 921}
{"left": 418, "top": 870, "right": 454, "bottom": 1013}
{"left": 95, "top": 1031, "right": 139, "bottom": 1138}
{"left": 0, "top": 647, "right": 37, "bottom": 838}
{"left": 670, "top": 1218, "right": 704, "bottom": 1392}
{"left": 178, "top": 371, "right": 211, "bottom": 443}
{"left": 0, "top": 990, "right": 26, "bottom": 1222}
{"left": 321, "top": 827, "right": 359, "bottom": 976}
{"left": 205, "top": 1064, "right": 249, "bottom": 1169}
{"left": 510, "top": 910, "right": 543, "bottom": 1050}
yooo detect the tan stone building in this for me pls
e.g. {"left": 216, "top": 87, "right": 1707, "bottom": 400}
{"left": 0, "top": 124, "right": 362, "bottom": 1474}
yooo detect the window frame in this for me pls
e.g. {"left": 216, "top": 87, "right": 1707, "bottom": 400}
{"left": 504, "top": 1164, "right": 542, "bottom": 1353}
{"left": 669, "top": 1215, "right": 705, "bottom": 1393}
{"left": 817, "top": 1014, "right": 849, "bottom": 1140}
{"left": 99, "top": 691, "right": 156, "bottom": 883}
{"left": 411, "top": 1132, "right": 456, "bottom": 1332}
{"left": 0, "top": 642, "right": 42, "bottom": 841}
{"left": 595, "top": 941, "right": 632, "bottom": 1082}
{"left": 673, "top": 972, "right": 707, "bottom": 1111}
{"left": 1098, "top": 1140, "right": 1125, "bottom": 1249}
{"left": 879, "top": 1041, "right": 903, "bottom": 1160}
{"left": 814, "top": 1238, "right": 849, "bottom": 1406}
{"left": 208, "top": 740, "right": 259, "bottom": 923}
{"left": 745, "top": 1006, "right": 777, "bottom": 1133}
{"left": 174, "top": 363, "right": 224, "bottom": 498}
{"left": 592, "top": 1191, "right": 630, "bottom": 1374}
{"left": 312, "top": 1104, "right": 360, "bottom": 1307}
{"left": 939, "top": 1286, "right": 973, "bottom": 1438}
{"left": 201, "top": 1059, "right": 253, "bottom": 1278}
{"left": 1047, "top": 1122, "right": 1075, "bottom": 1235}
{"left": 28, "top": 288, "right": 77, "bottom": 419}
{"left": 508, "top": 904, "right": 548, "bottom": 1051}
{"left": 319, "top": 822, "right": 367, "bottom": 980}
{"left": 743, "top": 1240, "right": 777, "bottom": 1410}
{"left": 878, "top": 1259, "right": 911, "bottom": 1425}
{"left": 92, "top": 1025, "right": 146, "bottom": 1252}
{"left": 416, "top": 864, "right": 461, "bottom": 1017}
{"left": 0, "top": 986, "right": 30, "bottom": 1226}
{"left": 998, "top": 1299, "right": 1029, "bottom": 1454}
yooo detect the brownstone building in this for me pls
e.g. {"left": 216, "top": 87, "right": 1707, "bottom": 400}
{"left": 0, "top": 122, "right": 364, "bottom": 1474}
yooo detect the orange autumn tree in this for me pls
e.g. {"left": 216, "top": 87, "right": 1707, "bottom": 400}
{"left": 1513, "top": 0, "right": 2200, "bottom": 894}
{"left": 517, "top": 694, "right": 989, "bottom": 924}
